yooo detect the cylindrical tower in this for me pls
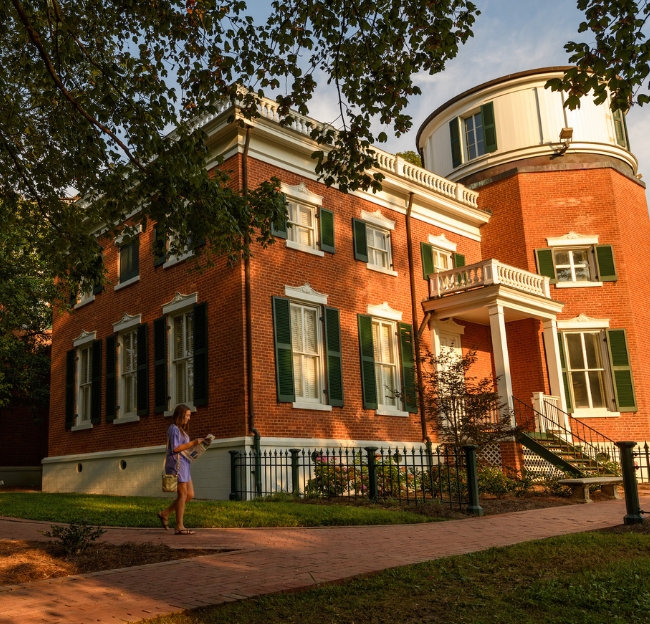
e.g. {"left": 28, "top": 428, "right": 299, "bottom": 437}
{"left": 416, "top": 67, "right": 650, "bottom": 442}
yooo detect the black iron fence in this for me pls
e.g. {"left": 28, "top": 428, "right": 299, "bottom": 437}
{"left": 229, "top": 445, "right": 482, "bottom": 512}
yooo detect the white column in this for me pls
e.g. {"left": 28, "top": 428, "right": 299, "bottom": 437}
{"left": 542, "top": 318, "right": 570, "bottom": 424}
{"left": 488, "top": 305, "right": 514, "bottom": 423}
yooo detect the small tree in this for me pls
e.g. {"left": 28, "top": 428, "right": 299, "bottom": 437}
{"left": 420, "top": 348, "right": 517, "bottom": 449}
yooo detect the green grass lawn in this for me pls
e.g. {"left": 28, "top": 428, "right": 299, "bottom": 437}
{"left": 0, "top": 492, "right": 447, "bottom": 528}
{"left": 150, "top": 527, "right": 650, "bottom": 623}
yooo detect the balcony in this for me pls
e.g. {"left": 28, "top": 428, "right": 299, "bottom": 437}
{"left": 429, "top": 259, "right": 551, "bottom": 300}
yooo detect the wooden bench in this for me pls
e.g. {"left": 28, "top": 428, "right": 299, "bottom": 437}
{"left": 558, "top": 476, "right": 623, "bottom": 503}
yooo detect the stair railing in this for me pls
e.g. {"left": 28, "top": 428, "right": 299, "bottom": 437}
{"left": 543, "top": 399, "right": 621, "bottom": 472}
{"left": 512, "top": 396, "right": 620, "bottom": 475}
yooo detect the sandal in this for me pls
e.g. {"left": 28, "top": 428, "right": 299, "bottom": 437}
{"left": 174, "top": 529, "right": 196, "bottom": 535}
{"left": 157, "top": 512, "right": 169, "bottom": 530}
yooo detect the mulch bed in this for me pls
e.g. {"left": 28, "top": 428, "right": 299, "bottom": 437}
{"left": 0, "top": 540, "right": 215, "bottom": 586}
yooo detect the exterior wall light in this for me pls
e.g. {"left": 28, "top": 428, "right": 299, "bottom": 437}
{"left": 556, "top": 127, "right": 573, "bottom": 156}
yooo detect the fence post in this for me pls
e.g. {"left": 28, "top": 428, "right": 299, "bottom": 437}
{"left": 616, "top": 441, "right": 644, "bottom": 525}
{"left": 365, "top": 446, "right": 378, "bottom": 501}
{"left": 290, "top": 448, "right": 301, "bottom": 496}
{"left": 229, "top": 450, "right": 241, "bottom": 501}
{"left": 463, "top": 444, "right": 483, "bottom": 516}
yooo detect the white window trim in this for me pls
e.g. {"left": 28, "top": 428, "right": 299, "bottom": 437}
{"left": 168, "top": 308, "right": 196, "bottom": 413}
{"left": 113, "top": 312, "right": 142, "bottom": 333}
{"left": 73, "top": 330, "right": 96, "bottom": 348}
{"left": 547, "top": 232, "right": 599, "bottom": 247}
{"left": 289, "top": 301, "right": 327, "bottom": 408}
{"left": 371, "top": 317, "right": 404, "bottom": 413}
{"left": 285, "top": 283, "right": 328, "bottom": 305}
{"left": 114, "top": 275, "right": 140, "bottom": 291}
{"left": 76, "top": 343, "right": 93, "bottom": 425}
{"left": 555, "top": 281, "right": 603, "bottom": 288}
{"left": 552, "top": 246, "right": 597, "bottom": 285}
{"left": 428, "top": 233, "right": 457, "bottom": 252}
{"left": 367, "top": 302, "right": 402, "bottom": 322}
{"left": 163, "top": 249, "right": 194, "bottom": 269}
{"left": 572, "top": 408, "right": 620, "bottom": 418}
{"left": 367, "top": 264, "right": 398, "bottom": 277}
{"left": 376, "top": 407, "right": 409, "bottom": 417}
{"left": 286, "top": 239, "right": 325, "bottom": 257}
{"left": 293, "top": 402, "right": 332, "bottom": 412}
{"left": 281, "top": 182, "right": 323, "bottom": 207}
{"left": 462, "top": 109, "right": 485, "bottom": 162}
{"left": 162, "top": 292, "right": 198, "bottom": 316}
{"left": 113, "top": 413, "right": 141, "bottom": 425}
{"left": 361, "top": 209, "right": 395, "bottom": 230}
{"left": 558, "top": 315, "right": 610, "bottom": 330}
{"left": 74, "top": 293, "right": 95, "bottom": 309}
{"left": 116, "top": 327, "right": 139, "bottom": 420}
{"left": 365, "top": 223, "right": 395, "bottom": 274}
{"left": 71, "top": 421, "right": 93, "bottom": 432}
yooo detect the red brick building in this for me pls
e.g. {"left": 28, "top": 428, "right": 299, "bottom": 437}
{"left": 44, "top": 68, "right": 650, "bottom": 497}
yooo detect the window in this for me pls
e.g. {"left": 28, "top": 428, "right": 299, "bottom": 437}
{"left": 120, "top": 329, "right": 138, "bottom": 416}
{"left": 77, "top": 345, "right": 92, "bottom": 422}
{"left": 432, "top": 248, "right": 453, "bottom": 272}
{"left": 464, "top": 112, "right": 485, "bottom": 161}
{"left": 290, "top": 302, "right": 324, "bottom": 403}
{"left": 563, "top": 332, "right": 608, "bottom": 410}
{"left": 119, "top": 241, "right": 139, "bottom": 283}
{"left": 554, "top": 248, "right": 592, "bottom": 283}
{"left": 287, "top": 202, "right": 317, "bottom": 250}
{"left": 367, "top": 225, "right": 392, "bottom": 271}
{"left": 172, "top": 310, "right": 194, "bottom": 406}
{"left": 612, "top": 109, "right": 629, "bottom": 149}
{"left": 372, "top": 318, "right": 401, "bottom": 410}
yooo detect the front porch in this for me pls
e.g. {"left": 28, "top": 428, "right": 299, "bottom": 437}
{"left": 423, "top": 258, "right": 566, "bottom": 421}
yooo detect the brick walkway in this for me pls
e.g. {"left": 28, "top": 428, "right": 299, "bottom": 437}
{"left": 0, "top": 499, "right": 636, "bottom": 623}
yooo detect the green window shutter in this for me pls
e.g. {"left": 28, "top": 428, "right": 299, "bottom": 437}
{"left": 320, "top": 208, "right": 335, "bottom": 253}
{"left": 271, "top": 195, "right": 288, "bottom": 239}
{"left": 193, "top": 302, "right": 208, "bottom": 407}
{"left": 398, "top": 323, "right": 418, "bottom": 413}
{"left": 136, "top": 323, "right": 149, "bottom": 415}
{"left": 357, "top": 314, "right": 377, "bottom": 409}
{"left": 65, "top": 349, "right": 76, "bottom": 429}
{"left": 352, "top": 219, "right": 368, "bottom": 262}
{"left": 92, "top": 282, "right": 104, "bottom": 295}
{"left": 534, "top": 248, "right": 556, "bottom": 283}
{"left": 420, "top": 242, "right": 434, "bottom": 280}
{"left": 481, "top": 102, "right": 497, "bottom": 153}
{"left": 120, "top": 242, "right": 139, "bottom": 282}
{"left": 90, "top": 339, "right": 102, "bottom": 425}
{"left": 557, "top": 334, "right": 573, "bottom": 413}
{"left": 595, "top": 245, "right": 617, "bottom": 282}
{"left": 324, "top": 307, "right": 344, "bottom": 407}
{"left": 272, "top": 297, "right": 295, "bottom": 402}
{"left": 153, "top": 223, "right": 167, "bottom": 267}
{"left": 69, "top": 287, "right": 78, "bottom": 307}
{"left": 613, "top": 109, "right": 628, "bottom": 149}
{"left": 453, "top": 253, "right": 466, "bottom": 268}
{"left": 153, "top": 316, "right": 168, "bottom": 414}
{"left": 449, "top": 117, "right": 462, "bottom": 168}
{"left": 606, "top": 329, "right": 637, "bottom": 412}
{"left": 106, "top": 334, "right": 117, "bottom": 422}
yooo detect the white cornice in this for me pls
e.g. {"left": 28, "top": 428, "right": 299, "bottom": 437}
{"left": 73, "top": 330, "right": 96, "bottom": 347}
{"left": 113, "top": 312, "right": 142, "bottom": 333}
{"left": 281, "top": 182, "right": 323, "bottom": 206}
{"left": 285, "top": 283, "right": 328, "bottom": 305}
{"left": 428, "top": 233, "right": 457, "bottom": 252}
{"left": 367, "top": 302, "right": 403, "bottom": 321}
{"left": 361, "top": 209, "right": 396, "bottom": 231}
{"left": 558, "top": 314, "right": 610, "bottom": 329}
{"left": 162, "top": 291, "right": 198, "bottom": 315}
{"left": 547, "top": 232, "right": 599, "bottom": 247}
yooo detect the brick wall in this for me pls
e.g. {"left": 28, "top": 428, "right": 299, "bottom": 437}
{"left": 478, "top": 167, "right": 650, "bottom": 441}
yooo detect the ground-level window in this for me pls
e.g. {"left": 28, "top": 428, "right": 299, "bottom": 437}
{"left": 366, "top": 225, "right": 392, "bottom": 271}
{"left": 290, "top": 302, "right": 323, "bottom": 403}
{"left": 372, "top": 318, "right": 400, "bottom": 409}
{"left": 563, "top": 331, "right": 607, "bottom": 409}
{"left": 172, "top": 310, "right": 194, "bottom": 406}
{"left": 121, "top": 329, "right": 138, "bottom": 416}
{"left": 77, "top": 345, "right": 92, "bottom": 422}
{"left": 554, "top": 248, "right": 592, "bottom": 283}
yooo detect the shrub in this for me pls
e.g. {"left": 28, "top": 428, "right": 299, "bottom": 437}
{"left": 41, "top": 520, "right": 106, "bottom": 555}
{"left": 477, "top": 466, "right": 533, "bottom": 497}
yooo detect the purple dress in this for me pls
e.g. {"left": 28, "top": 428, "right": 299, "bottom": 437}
{"left": 165, "top": 424, "right": 191, "bottom": 483}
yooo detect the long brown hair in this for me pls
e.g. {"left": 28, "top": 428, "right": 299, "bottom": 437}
{"left": 171, "top": 404, "right": 191, "bottom": 436}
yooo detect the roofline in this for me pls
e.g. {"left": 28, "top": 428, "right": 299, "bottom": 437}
{"left": 415, "top": 66, "right": 574, "bottom": 148}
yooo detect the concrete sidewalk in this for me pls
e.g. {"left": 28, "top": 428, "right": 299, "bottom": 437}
{"left": 0, "top": 499, "right": 634, "bottom": 623}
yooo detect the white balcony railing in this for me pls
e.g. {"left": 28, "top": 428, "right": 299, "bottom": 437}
{"left": 429, "top": 259, "right": 551, "bottom": 299}
{"left": 193, "top": 95, "right": 480, "bottom": 210}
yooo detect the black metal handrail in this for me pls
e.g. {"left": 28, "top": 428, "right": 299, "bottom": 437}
{"left": 513, "top": 396, "right": 620, "bottom": 475}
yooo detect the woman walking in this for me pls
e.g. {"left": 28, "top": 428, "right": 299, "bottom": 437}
{"left": 158, "top": 404, "right": 204, "bottom": 535}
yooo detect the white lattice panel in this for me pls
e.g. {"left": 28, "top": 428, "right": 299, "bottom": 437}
{"left": 478, "top": 443, "right": 502, "bottom": 468}
{"left": 522, "top": 448, "right": 565, "bottom": 479}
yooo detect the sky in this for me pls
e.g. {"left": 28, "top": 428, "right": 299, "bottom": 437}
{"left": 253, "top": 0, "right": 650, "bottom": 177}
